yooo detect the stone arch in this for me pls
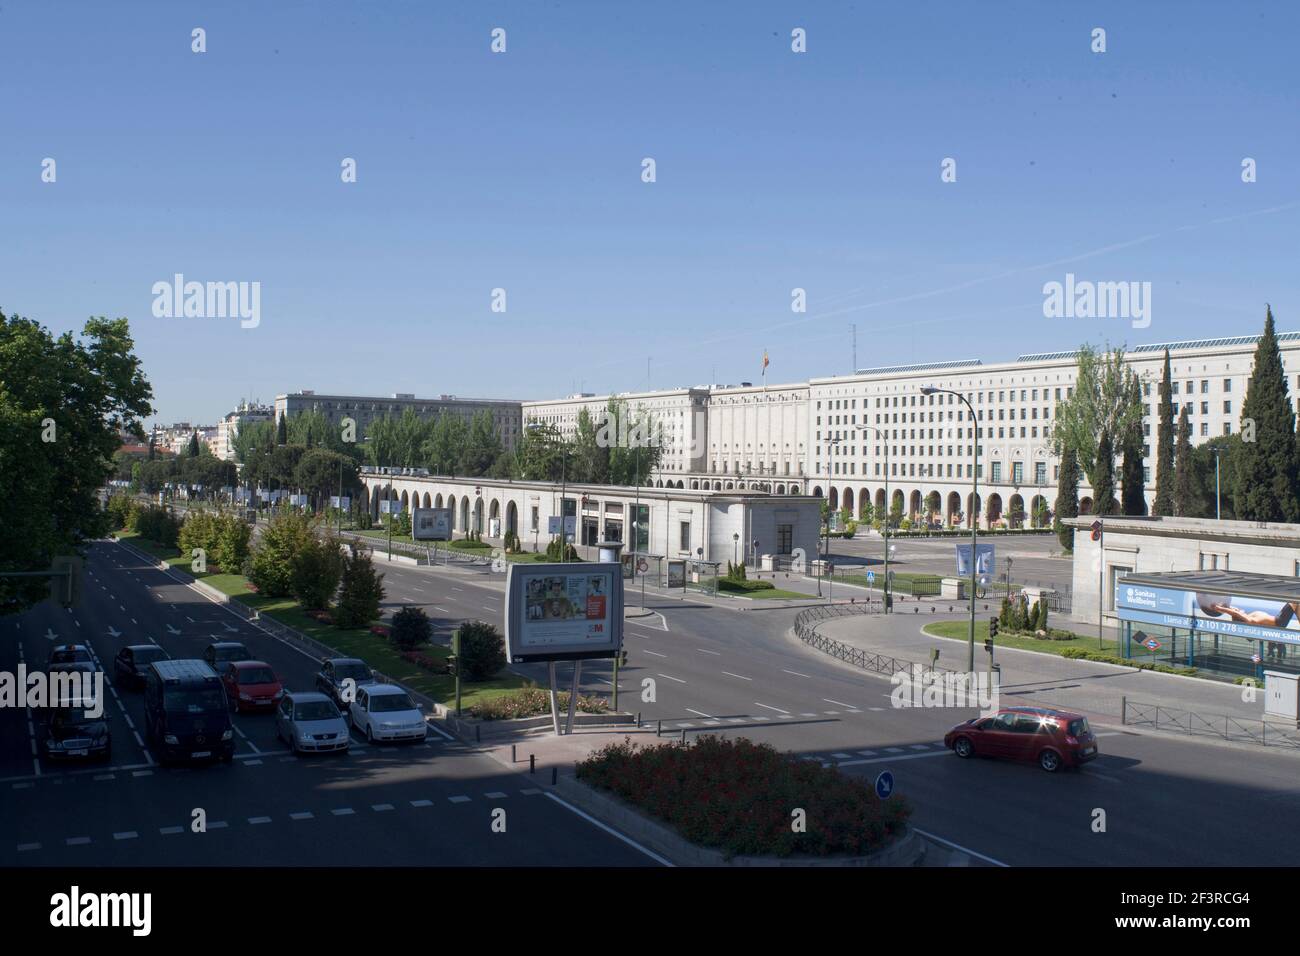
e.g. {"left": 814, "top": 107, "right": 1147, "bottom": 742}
{"left": 891, "top": 489, "right": 904, "bottom": 514}
{"left": 691, "top": 480, "right": 699, "bottom": 490}
{"left": 875, "top": 488, "right": 886, "bottom": 513}
{"left": 776, "top": 484, "right": 785, "bottom": 495}
{"left": 370, "top": 484, "right": 383, "bottom": 518}
{"left": 400, "top": 490, "right": 410, "bottom": 512}
{"left": 714, "top": 481, "right": 723, "bottom": 491}
{"left": 447, "top": 494, "right": 457, "bottom": 529}
{"left": 842, "top": 488, "right": 855, "bottom": 514}
{"left": 435, "top": 493, "right": 443, "bottom": 508}
{"left": 725, "top": 481, "right": 734, "bottom": 490}
{"left": 947, "top": 491, "right": 961, "bottom": 526}
{"left": 421, "top": 492, "right": 431, "bottom": 508}
{"left": 473, "top": 497, "right": 484, "bottom": 533}
{"left": 1008, "top": 493, "right": 1025, "bottom": 528}
{"left": 828, "top": 487, "right": 839, "bottom": 510}
{"left": 812, "top": 485, "right": 823, "bottom": 498}
{"left": 789, "top": 486, "right": 800, "bottom": 495}
{"left": 1029, "top": 494, "right": 1048, "bottom": 528}
{"left": 909, "top": 489, "right": 922, "bottom": 519}
{"left": 967, "top": 492, "right": 981, "bottom": 528}
{"left": 460, "top": 496, "right": 470, "bottom": 531}
{"left": 986, "top": 492, "right": 1003, "bottom": 524}
{"left": 506, "top": 500, "right": 519, "bottom": 536}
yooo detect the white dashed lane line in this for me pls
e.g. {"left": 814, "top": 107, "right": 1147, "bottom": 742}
{"left": 290, "top": 812, "right": 314, "bottom": 821}
{"left": 754, "top": 702, "right": 790, "bottom": 714}
{"left": 656, "top": 673, "right": 686, "bottom": 684}
{"left": 722, "top": 671, "right": 752, "bottom": 681}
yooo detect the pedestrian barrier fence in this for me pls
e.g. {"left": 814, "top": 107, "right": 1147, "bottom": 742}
{"left": 793, "top": 604, "right": 963, "bottom": 680}
{"left": 1121, "top": 696, "right": 1300, "bottom": 750}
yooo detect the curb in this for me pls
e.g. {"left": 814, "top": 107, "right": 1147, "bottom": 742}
{"left": 554, "top": 774, "right": 924, "bottom": 867}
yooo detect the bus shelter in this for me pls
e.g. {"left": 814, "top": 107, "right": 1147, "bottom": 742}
{"left": 1115, "top": 570, "right": 1300, "bottom": 682}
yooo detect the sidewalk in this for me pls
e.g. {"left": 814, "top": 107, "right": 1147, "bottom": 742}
{"left": 810, "top": 611, "right": 1273, "bottom": 728}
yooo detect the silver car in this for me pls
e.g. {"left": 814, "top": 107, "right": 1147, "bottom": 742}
{"left": 275, "top": 691, "right": 351, "bottom": 755}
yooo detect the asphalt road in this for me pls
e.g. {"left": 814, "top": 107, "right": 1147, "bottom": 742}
{"left": 372, "top": 554, "right": 1300, "bottom": 866}
{"left": 0, "top": 541, "right": 658, "bottom": 866}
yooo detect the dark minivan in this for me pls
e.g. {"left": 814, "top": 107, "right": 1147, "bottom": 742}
{"left": 144, "top": 660, "right": 235, "bottom": 764}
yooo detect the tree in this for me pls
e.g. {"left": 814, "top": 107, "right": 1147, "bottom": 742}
{"left": 0, "top": 312, "right": 154, "bottom": 614}
{"left": 517, "top": 421, "right": 566, "bottom": 481}
{"left": 1152, "top": 349, "right": 1176, "bottom": 516}
{"left": 607, "top": 400, "right": 664, "bottom": 486}
{"left": 294, "top": 448, "right": 360, "bottom": 510}
{"left": 1092, "top": 430, "right": 1116, "bottom": 515}
{"left": 1173, "top": 405, "right": 1194, "bottom": 517}
{"left": 232, "top": 418, "right": 274, "bottom": 464}
{"left": 456, "top": 620, "right": 507, "bottom": 681}
{"left": 275, "top": 414, "right": 287, "bottom": 446}
{"left": 1052, "top": 344, "right": 1143, "bottom": 488}
{"left": 186, "top": 432, "right": 200, "bottom": 457}
{"left": 459, "top": 409, "right": 502, "bottom": 477}
{"left": 290, "top": 531, "right": 344, "bottom": 611}
{"left": 1055, "top": 445, "right": 1080, "bottom": 551}
{"left": 248, "top": 511, "right": 314, "bottom": 597}
{"left": 1233, "top": 306, "right": 1300, "bottom": 522}
{"left": 1189, "top": 435, "right": 1238, "bottom": 520}
{"left": 1120, "top": 375, "right": 1147, "bottom": 516}
{"left": 572, "top": 407, "right": 611, "bottom": 484}
{"left": 335, "top": 544, "right": 386, "bottom": 628}
{"left": 389, "top": 605, "right": 432, "bottom": 650}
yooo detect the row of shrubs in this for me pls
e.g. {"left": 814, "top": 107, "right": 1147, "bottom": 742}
{"left": 577, "top": 736, "right": 911, "bottom": 859}
{"left": 998, "top": 593, "right": 1050, "bottom": 634}
{"left": 465, "top": 688, "right": 609, "bottom": 720}
{"left": 1058, "top": 646, "right": 1197, "bottom": 676}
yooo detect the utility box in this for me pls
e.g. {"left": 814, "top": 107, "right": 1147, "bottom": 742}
{"left": 1264, "top": 670, "right": 1300, "bottom": 726}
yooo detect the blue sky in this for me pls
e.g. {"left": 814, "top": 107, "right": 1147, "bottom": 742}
{"left": 1, "top": 1, "right": 1297, "bottom": 424}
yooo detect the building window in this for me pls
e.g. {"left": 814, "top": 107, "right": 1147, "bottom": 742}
{"left": 530, "top": 506, "right": 539, "bottom": 532}
{"left": 679, "top": 521, "right": 691, "bottom": 553}
{"left": 991, "top": 461, "right": 1002, "bottom": 482}
{"left": 777, "top": 524, "right": 793, "bottom": 555}
{"left": 1035, "top": 462, "right": 1046, "bottom": 484}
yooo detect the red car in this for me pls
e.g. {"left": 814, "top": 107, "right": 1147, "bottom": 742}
{"left": 944, "top": 706, "right": 1098, "bottom": 772}
{"left": 220, "top": 661, "right": 285, "bottom": 713}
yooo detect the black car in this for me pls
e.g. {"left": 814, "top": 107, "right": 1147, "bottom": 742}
{"left": 315, "top": 658, "right": 377, "bottom": 709}
{"left": 202, "top": 641, "right": 252, "bottom": 676}
{"left": 42, "top": 698, "right": 111, "bottom": 761}
{"left": 114, "top": 644, "right": 171, "bottom": 689}
{"left": 143, "top": 660, "right": 235, "bottom": 764}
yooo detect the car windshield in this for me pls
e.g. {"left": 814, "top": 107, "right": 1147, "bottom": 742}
{"left": 370, "top": 693, "right": 415, "bottom": 713}
{"left": 238, "top": 667, "right": 277, "bottom": 685}
{"left": 52, "top": 706, "right": 100, "bottom": 726}
{"left": 163, "top": 688, "right": 227, "bottom": 714}
{"left": 1068, "top": 718, "right": 1090, "bottom": 736}
{"left": 335, "top": 664, "right": 371, "bottom": 682}
{"left": 295, "top": 701, "right": 340, "bottom": 721}
{"left": 134, "top": 647, "right": 167, "bottom": 663}
{"left": 216, "top": 646, "right": 250, "bottom": 661}
{"left": 50, "top": 649, "right": 89, "bottom": 664}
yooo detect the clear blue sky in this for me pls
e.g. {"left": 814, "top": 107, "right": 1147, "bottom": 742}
{"left": 2, "top": 1, "right": 1297, "bottom": 424}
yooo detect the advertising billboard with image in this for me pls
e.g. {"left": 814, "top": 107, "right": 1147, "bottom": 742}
{"left": 504, "top": 562, "right": 623, "bottom": 662}
{"left": 1116, "top": 582, "right": 1300, "bottom": 644}
{"left": 412, "top": 508, "right": 452, "bottom": 541}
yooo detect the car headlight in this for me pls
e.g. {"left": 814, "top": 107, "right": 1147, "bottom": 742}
{"left": 46, "top": 737, "right": 61, "bottom": 750}
{"left": 239, "top": 692, "right": 253, "bottom": 701}
{"left": 221, "top": 729, "right": 233, "bottom": 741}
{"left": 273, "top": 689, "right": 284, "bottom": 698}
{"left": 164, "top": 734, "right": 179, "bottom": 745}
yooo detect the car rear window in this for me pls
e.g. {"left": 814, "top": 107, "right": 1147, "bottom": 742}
{"left": 238, "top": 667, "right": 277, "bottom": 685}
{"left": 135, "top": 646, "right": 167, "bottom": 662}
{"left": 335, "top": 664, "right": 372, "bottom": 682}
{"left": 1068, "top": 718, "right": 1090, "bottom": 736}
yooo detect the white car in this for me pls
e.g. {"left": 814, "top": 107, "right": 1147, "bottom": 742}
{"left": 348, "top": 684, "right": 427, "bottom": 743}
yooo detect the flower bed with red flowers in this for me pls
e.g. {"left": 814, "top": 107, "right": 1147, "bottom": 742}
{"left": 577, "top": 736, "right": 911, "bottom": 858}
{"left": 400, "top": 650, "right": 447, "bottom": 674}
{"left": 369, "top": 624, "right": 390, "bottom": 638}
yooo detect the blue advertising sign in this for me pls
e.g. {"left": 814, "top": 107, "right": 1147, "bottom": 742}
{"left": 1116, "top": 581, "right": 1300, "bottom": 645}
{"left": 955, "top": 543, "right": 995, "bottom": 577}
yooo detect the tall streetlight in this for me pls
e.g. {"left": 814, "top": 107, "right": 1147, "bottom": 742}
{"left": 1212, "top": 447, "right": 1222, "bottom": 520}
{"left": 922, "top": 385, "right": 980, "bottom": 672}
{"left": 817, "top": 437, "right": 841, "bottom": 597}
{"left": 851, "top": 424, "right": 890, "bottom": 612}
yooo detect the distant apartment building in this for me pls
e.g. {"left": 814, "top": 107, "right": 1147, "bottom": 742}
{"left": 274, "top": 391, "right": 523, "bottom": 450}
{"left": 213, "top": 400, "right": 273, "bottom": 461}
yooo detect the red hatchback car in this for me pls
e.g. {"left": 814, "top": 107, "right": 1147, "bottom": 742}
{"left": 220, "top": 661, "right": 285, "bottom": 713}
{"left": 944, "top": 706, "right": 1098, "bottom": 772}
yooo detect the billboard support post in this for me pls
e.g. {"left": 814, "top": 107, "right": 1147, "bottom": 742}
{"left": 548, "top": 662, "right": 561, "bottom": 735}
{"left": 565, "top": 660, "right": 583, "bottom": 734}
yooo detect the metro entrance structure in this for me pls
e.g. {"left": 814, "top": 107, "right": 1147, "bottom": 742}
{"left": 1115, "top": 570, "right": 1300, "bottom": 681}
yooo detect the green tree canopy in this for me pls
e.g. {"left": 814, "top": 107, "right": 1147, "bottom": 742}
{"left": 1232, "top": 306, "right": 1299, "bottom": 521}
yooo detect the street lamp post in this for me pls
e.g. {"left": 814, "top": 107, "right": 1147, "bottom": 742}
{"left": 1213, "top": 448, "right": 1222, "bottom": 520}
{"left": 851, "top": 424, "right": 889, "bottom": 612}
{"left": 923, "top": 386, "right": 980, "bottom": 672}
{"left": 818, "top": 438, "right": 841, "bottom": 597}
{"left": 732, "top": 532, "right": 739, "bottom": 566}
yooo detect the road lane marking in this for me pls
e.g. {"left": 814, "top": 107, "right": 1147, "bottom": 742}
{"left": 695, "top": 648, "right": 720, "bottom": 655}
{"left": 372, "top": 804, "right": 395, "bottom": 812}
{"left": 113, "top": 832, "right": 138, "bottom": 840}
{"left": 290, "top": 812, "right": 314, "bottom": 821}
{"left": 66, "top": 837, "right": 92, "bottom": 846}
{"left": 657, "top": 673, "right": 686, "bottom": 683}
{"left": 823, "top": 698, "right": 856, "bottom": 709}
{"left": 642, "top": 649, "right": 667, "bottom": 658}
{"left": 685, "top": 708, "right": 714, "bottom": 720}
{"left": 409, "top": 800, "right": 433, "bottom": 808}
{"left": 835, "top": 750, "right": 949, "bottom": 767}
{"left": 913, "top": 828, "right": 1009, "bottom": 868}
{"left": 754, "top": 702, "right": 790, "bottom": 714}
{"left": 330, "top": 808, "right": 355, "bottom": 816}
{"left": 722, "top": 671, "right": 752, "bottom": 681}
{"left": 159, "top": 827, "right": 184, "bottom": 836}
{"left": 782, "top": 669, "right": 812, "bottom": 678}
{"left": 543, "top": 792, "right": 673, "bottom": 867}
{"left": 448, "top": 795, "right": 471, "bottom": 803}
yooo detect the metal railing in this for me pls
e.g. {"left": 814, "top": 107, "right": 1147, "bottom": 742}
{"left": 793, "top": 603, "right": 969, "bottom": 680}
{"left": 1121, "top": 696, "right": 1300, "bottom": 750}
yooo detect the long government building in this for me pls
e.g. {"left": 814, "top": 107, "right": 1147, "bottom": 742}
{"left": 281, "top": 329, "right": 1300, "bottom": 528}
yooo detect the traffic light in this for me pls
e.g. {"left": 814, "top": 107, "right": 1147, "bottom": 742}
{"left": 989, "top": 616, "right": 999, "bottom": 639}
{"left": 445, "top": 655, "right": 457, "bottom": 677}
{"left": 49, "top": 556, "right": 82, "bottom": 609}
{"left": 618, "top": 648, "right": 629, "bottom": 667}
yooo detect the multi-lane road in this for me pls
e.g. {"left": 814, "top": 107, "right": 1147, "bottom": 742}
{"left": 5, "top": 534, "right": 1300, "bottom": 866}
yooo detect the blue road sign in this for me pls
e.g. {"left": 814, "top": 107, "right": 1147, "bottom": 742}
{"left": 867, "top": 571, "right": 876, "bottom": 584}
{"left": 874, "top": 771, "right": 895, "bottom": 800}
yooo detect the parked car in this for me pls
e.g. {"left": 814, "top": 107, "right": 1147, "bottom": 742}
{"left": 47, "top": 644, "right": 96, "bottom": 670}
{"left": 945, "top": 706, "right": 1098, "bottom": 772}
{"left": 203, "top": 641, "right": 252, "bottom": 676}
{"left": 41, "top": 694, "right": 111, "bottom": 761}
{"left": 143, "top": 659, "right": 235, "bottom": 764}
{"left": 348, "top": 684, "right": 426, "bottom": 743}
{"left": 220, "top": 660, "right": 285, "bottom": 713}
{"left": 113, "top": 644, "right": 171, "bottom": 689}
{"left": 276, "top": 691, "right": 351, "bottom": 755}
{"left": 315, "top": 658, "right": 377, "bottom": 709}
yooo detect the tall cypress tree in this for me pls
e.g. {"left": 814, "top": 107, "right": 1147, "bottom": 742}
{"left": 1233, "top": 307, "right": 1299, "bottom": 521}
{"left": 1055, "top": 445, "right": 1080, "bottom": 551}
{"left": 1151, "top": 349, "right": 1176, "bottom": 516}
{"left": 1121, "top": 375, "right": 1147, "bottom": 515}
{"left": 1092, "top": 430, "right": 1116, "bottom": 515}
{"left": 276, "top": 413, "right": 288, "bottom": 446}
{"left": 1173, "top": 405, "right": 1194, "bottom": 516}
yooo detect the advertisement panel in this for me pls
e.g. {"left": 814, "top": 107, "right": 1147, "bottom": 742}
{"left": 504, "top": 562, "right": 623, "bottom": 662}
{"left": 1116, "top": 582, "right": 1300, "bottom": 645}
{"left": 412, "top": 507, "right": 452, "bottom": 541}
{"left": 665, "top": 559, "right": 686, "bottom": 589}
{"left": 955, "top": 543, "right": 996, "bottom": 577}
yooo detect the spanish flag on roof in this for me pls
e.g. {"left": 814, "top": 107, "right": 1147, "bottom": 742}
{"left": 762, "top": 349, "right": 769, "bottom": 371}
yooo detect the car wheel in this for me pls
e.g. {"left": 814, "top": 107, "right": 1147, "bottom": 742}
{"left": 366, "top": 725, "right": 374, "bottom": 744}
{"left": 1039, "top": 749, "right": 1061, "bottom": 773}
{"left": 952, "top": 736, "right": 974, "bottom": 758}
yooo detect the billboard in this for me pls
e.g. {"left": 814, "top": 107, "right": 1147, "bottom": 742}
{"left": 504, "top": 562, "right": 624, "bottom": 663}
{"left": 955, "top": 543, "right": 996, "bottom": 577}
{"left": 1116, "top": 582, "right": 1300, "bottom": 645}
{"left": 412, "top": 507, "right": 452, "bottom": 541}
{"left": 665, "top": 559, "right": 686, "bottom": 589}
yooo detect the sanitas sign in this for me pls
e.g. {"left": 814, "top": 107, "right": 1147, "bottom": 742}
{"left": 1116, "top": 582, "right": 1300, "bottom": 644}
